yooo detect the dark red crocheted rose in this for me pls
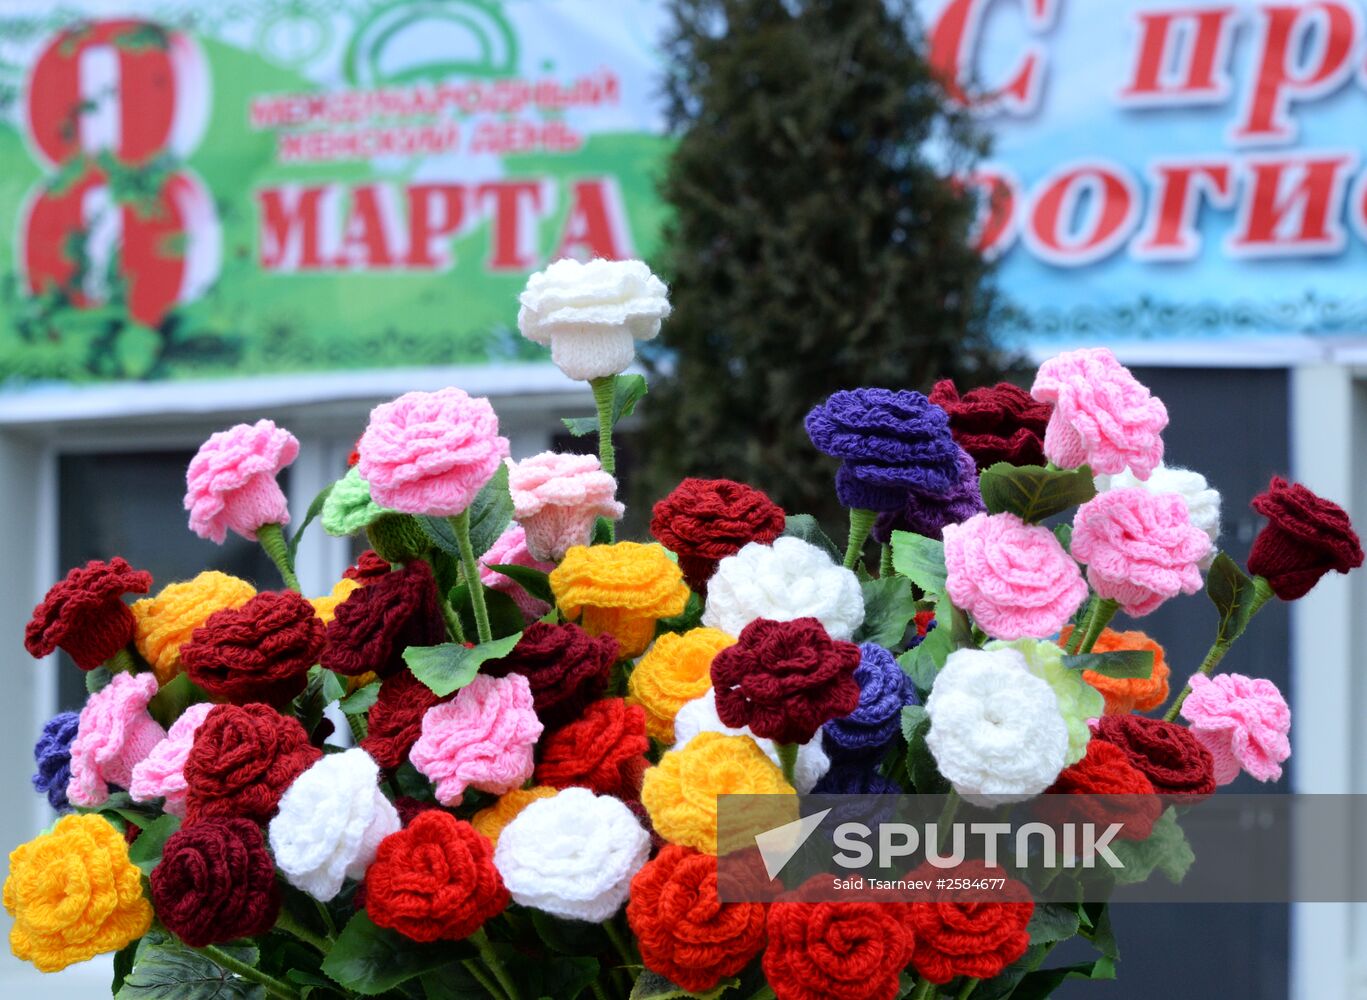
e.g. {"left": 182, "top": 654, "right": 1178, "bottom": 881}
{"left": 711, "top": 617, "right": 861, "bottom": 745}
{"left": 150, "top": 818, "right": 281, "bottom": 947}
{"left": 929, "top": 379, "right": 1051, "bottom": 470}
{"left": 183, "top": 704, "right": 322, "bottom": 824}
{"left": 627, "top": 845, "right": 766, "bottom": 994}
{"left": 535, "top": 698, "right": 650, "bottom": 799}
{"left": 363, "top": 810, "right": 508, "bottom": 942}
{"left": 180, "top": 590, "right": 324, "bottom": 708}
{"left": 361, "top": 667, "right": 452, "bottom": 771}
{"left": 323, "top": 561, "right": 445, "bottom": 677}
{"left": 651, "top": 478, "right": 786, "bottom": 593}
{"left": 344, "top": 549, "right": 393, "bottom": 582}
{"left": 1091, "top": 715, "right": 1215, "bottom": 798}
{"left": 24, "top": 558, "right": 152, "bottom": 670}
{"left": 482, "top": 622, "right": 617, "bottom": 729}
{"left": 1247, "top": 476, "right": 1364, "bottom": 600}
{"left": 394, "top": 796, "right": 439, "bottom": 827}
{"left": 908, "top": 860, "right": 1032, "bottom": 984}
{"left": 1042, "top": 739, "right": 1160, "bottom": 841}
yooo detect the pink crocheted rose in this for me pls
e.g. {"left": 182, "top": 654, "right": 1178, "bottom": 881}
{"left": 1071, "top": 488, "right": 1211, "bottom": 617}
{"left": 184, "top": 420, "right": 299, "bottom": 543}
{"left": 410, "top": 673, "right": 544, "bottom": 806}
{"left": 507, "top": 452, "right": 625, "bottom": 561}
{"left": 1031, "top": 348, "right": 1168, "bottom": 479}
{"left": 357, "top": 388, "right": 510, "bottom": 517}
{"left": 129, "top": 702, "right": 215, "bottom": 817}
{"left": 1180, "top": 673, "right": 1290, "bottom": 784}
{"left": 942, "top": 512, "right": 1088, "bottom": 640}
{"left": 480, "top": 524, "right": 556, "bottom": 621}
{"left": 67, "top": 672, "right": 166, "bottom": 808}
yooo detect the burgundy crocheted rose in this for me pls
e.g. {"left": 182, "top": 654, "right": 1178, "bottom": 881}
{"left": 183, "top": 704, "right": 322, "bottom": 824}
{"left": 929, "top": 379, "right": 1051, "bottom": 470}
{"left": 360, "top": 667, "right": 452, "bottom": 771}
{"left": 710, "top": 617, "right": 861, "bottom": 745}
{"left": 344, "top": 549, "right": 394, "bottom": 582}
{"left": 1091, "top": 715, "right": 1215, "bottom": 798}
{"left": 322, "top": 561, "right": 445, "bottom": 677}
{"left": 150, "top": 818, "right": 281, "bottom": 947}
{"left": 535, "top": 698, "right": 650, "bottom": 799}
{"left": 24, "top": 558, "right": 152, "bottom": 670}
{"left": 1041, "top": 739, "right": 1160, "bottom": 841}
{"left": 180, "top": 591, "right": 324, "bottom": 708}
{"left": 1247, "top": 476, "right": 1364, "bottom": 600}
{"left": 481, "top": 622, "right": 618, "bottom": 729}
{"left": 650, "top": 479, "right": 786, "bottom": 593}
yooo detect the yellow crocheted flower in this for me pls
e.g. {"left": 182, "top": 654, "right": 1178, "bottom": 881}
{"left": 309, "top": 578, "right": 361, "bottom": 624}
{"left": 4, "top": 814, "right": 152, "bottom": 972}
{"left": 641, "top": 732, "right": 796, "bottom": 855}
{"left": 550, "top": 543, "right": 691, "bottom": 657}
{"left": 470, "top": 786, "right": 558, "bottom": 846}
{"left": 628, "top": 628, "right": 736, "bottom": 742}
{"left": 132, "top": 571, "right": 256, "bottom": 685}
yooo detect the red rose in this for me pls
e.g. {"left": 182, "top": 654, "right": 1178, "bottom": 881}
{"left": 25, "top": 558, "right": 152, "bottom": 670}
{"left": 344, "top": 550, "right": 394, "bottom": 582}
{"left": 1247, "top": 476, "right": 1363, "bottom": 600}
{"left": 535, "top": 698, "right": 650, "bottom": 799}
{"left": 908, "top": 860, "right": 1032, "bottom": 984}
{"left": 361, "top": 667, "right": 452, "bottom": 771}
{"left": 1042, "top": 739, "right": 1161, "bottom": 841}
{"left": 482, "top": 622, "right": 618, "bottom": 729}
{"left": 651, "top": 478, "right": 786, "bottom": 593}
{"left": 183, "top": 704, "right": 322, "bottom": 824}
{"left": 323, "top": 561, "right": 445, "bottom": 677}
{"left": 929, "top": 379, "right": 1051, "bottom": 470}
{"left": 180, "top": 590, "right": 324, "bottom": 708}
{"left": 1091, "top": 715, "right": 1215, "bottom": 798}
{"left": 150, "top": 818, "right": 281, "bottom": 947}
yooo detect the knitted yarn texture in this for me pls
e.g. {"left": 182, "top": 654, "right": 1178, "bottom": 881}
{"left": 479, "top": 524, "right": 555, "bottom": 621}
{"left": 1247, "top": 476, "right": 1364, "bottom": 600}
{"left": 132, "top": 571, "right": 257, "bottom": 685}
{"left": 871, "top": 446, "right": 985, "bottom": 544}
{"left": 507, "top": 451, "right": 625, "bottom": 561}
{"left": 650, "top": 478, "right": 786, "bottom": 594}
{"left": 701, "top": 537, "right": 864, "bottom": 641}
{"left": 535, "top": 698, "right": 650, "bottom": 799}
{"left": 1043, "top": 739, "right": 1161, "bottom": 842}
{"left": 322, "top": 561, "right": 446, "bottom": 677}
{"left": 550, "top": 542, "right": 691, "bottom": 657}
{"left": 129, "top": 702, "right": 215, "bottom": 817}
{"left": 309, "top": 578, "right": 362, "bottom": 625}
{"left": 150, "top": 818, "right": 281, "bottom": 947}
{"left": 1091, "top": 715, "right": 1216, "bottom": 797}
{"left": 470, "top": 787, "right": 559, "bottom": 847}
{"left": 481, "top": 621, "right": 617, "bottom": 730}
{"left": 928, "top": 379, "right": 1051, "bottom": 470}
{"left": 67, "top": 671, "right": 166, "bottom": 808}
{"left": 629, "top": 628, "right": 737, "bottom": 742}
{"left": 1057, "top": 626, "right": 1170, "bottom": 715}
{"left": 25, "top": 558, "right": 152, "bottom": 670}
{"left": 672, "top": 689, "right": 831, "bottom": 794}
{"left": 31, "top": 712, "right": 80, "bottom": 812}
{"left": 182, "top": 704, "right": 322, "bottom": 824}
{"left": 984, "top": 638, "right": 1102, "bottom": 766}
{"left": 1096, "top": 463, "right": 1221, "bottom": 567}
{"left": 907, "top": 860, "right": 1033, "bottom": 984}
{"left": 321, "top": 466, "right": 390, "bottom": 536}
{"left": 1180, "top": 672, "right": 1291, "bottom": 784}
{"left": 361, "top": 667, "right": 452, "bottom": 771}
{"left": 763, "top": 891, "right": 916, "bottom": 1000}
{"left": 184, "top": 419, "right": 299, "bottom": 543}
{"left": 821, "top": 642, "right": 916, "bottom": 760}
{"left": 181, "top": 590, "right": 325, "bottom": 708}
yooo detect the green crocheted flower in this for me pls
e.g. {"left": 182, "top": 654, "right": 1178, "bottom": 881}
{"left": 986, "top": 638, "right": 1103, "bottom": 766}
{"left": 322, "top": 467, "right": 389, "bottom": 536}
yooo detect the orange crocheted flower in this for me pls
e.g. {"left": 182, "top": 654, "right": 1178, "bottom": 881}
{"left": 132, "top": 571, "right": 256, "bottom": 685}
{"left": 1058, "top": 626, "right": 1170, "bottom": 714}
{"left": 628, "top": 628, "right": 736, "bottom": 742}
{"left": 470, "top": 787, "right": 558, "bottom": 846}
{"left": 550, "top": 543, "right": 691, "bottom": 657}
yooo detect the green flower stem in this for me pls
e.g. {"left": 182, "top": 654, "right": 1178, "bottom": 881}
{"left": 462, "top": 958, "right": 506, "bottom": 1000}
{"left": 440, "top": 592, "right": 468, "bottom": 644}
{"left": 274, "top": 906, "right": 330, "bottom": 953}
{"left": 880, "top": 543, "right": 895, "bottom": 577}
{"left": 471, "top": 927, "right": 521, "bottom": 1000}
{"left": 199, "top": 944, "right": 300, "bottom": 1000}
{"left": 449, "top": 509, "right": 493, "bottom": 644}
{"left": 1163, "top": 578, "right": 1275, "bottom": 722}
{"left": 106, "top": 646, "right": 138, "bottom": 674}
{"left": 957, "top": 978, "right": 980, "bottom": 1000}
{"left": 346, "top": 710, "right": 368, "bottom": 743}
{"left": 936, "top": 790, "right": 960, "bottom": 852}
{"left": 1065, "top": 596, "right": 1097, "bottom": 654}
{"left": 776, "top": 742, "right": 799, "bottom": 788}
{"left": 313, "top": 899, "right": 338, "bottom": 939}
{"left": 843, "top": 508, "right": 878, "bottom": 570}
{"left": 589, "top": 980, "right": 610, "bottom": 1000}
{"left": 256, "top": 522, "right": 300, "bottom": 591}
{"left": 589, "top": 375, "right": 618, "bottom": 477}
{"left": 602, "top": 917, "right": 636, "bottom": 967}
{"left": 911, "top": 978, "right": 936, "bottom": 1000}
{"left": 1077, "top": 598, "right": 1119, "bottom": 654}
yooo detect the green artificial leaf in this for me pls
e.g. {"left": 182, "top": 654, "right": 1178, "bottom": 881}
{"left": 339, "top": 682, "right": 381, "bottom": 715}
{"left": 979, "top": 463, "right": 1097, "bottom": 523}
{"left": 900, "top": 705, "right": 948, "bottom": 794}
{"left": 855, "top": 576, "right": 919, "bottom": 647}
{"left": 486, "top": 563, "right": 555, "bottom": 605}
{"left": 1061, "top": 650, "right": 1155, "bottom": 679}
{"left": 1027, "top": 902, "right": 1081, "bottom": 944}
{"left": 782, "top": 514, "right": 841, "bottom": 562}
{"left": 294, "top": 667, "right": 346, "bottom": 739}
{"left": 419, "top": 963, "right": 496, "bottom": 1000}
{"left": 513, "top": 953, "right": 600, "bottom": 999}
{"left": 1206, "top": 551, "right": 1266, "bottom": 646}
{"left": 86, "top": 666, "right": 113, "bottom": 695}
{"left": 288, "top": 481, "right": 337, "bottom": 562}
{"left": 126, "top": 814, "right": 181, "bottom": 874}
{"left": 112, "top": 938, "right": 139, "bottom": 994}
{"left": 1053, "top": 523, "right": 1073, "bottom": 553}
{"left": 591, "top": 515, "right": 616, "bottom": 546}
{"left": 322, "top": 911, "right": 460, "bottom": 995}
{"left": 1112, "top": 807, "right": 1195, "bottom": 886}
{"left": 448, "top": 582, "right": 527, "bottom": 641}
{"left": 416, "top": 465, "right": 514, "bottom": 561}
{"left": 529, "top": 909, "right": 608, "bottom": 956}
{"left": 629, "top": 969, "right": 740, "bottom": 1000}
{"left": 656, "top": 590, "right": 705, "bottom": 637}
{"left": 392, "top": 761, "right": 434, "bottom": 802}
{"left": 562, "top": 373, "right": 649, "bottom": 435}
{"left": 147, "top": 673, "right": 208, "bottom": 729}
{"left": 889, "top": 531, "right": 948, "bottom": 595}
{"left": 405, "top": 633, "right": 523, "bottom": 697}
{"left": 116, "top": 931, "right": 263, "bottom": 999}
{"left": 896, "top": 644, "right": 939, "bottom": 695}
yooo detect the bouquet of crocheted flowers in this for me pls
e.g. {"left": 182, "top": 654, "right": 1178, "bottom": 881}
{"left": 8, "top": 258, "right": 1361, "bottom": 1000}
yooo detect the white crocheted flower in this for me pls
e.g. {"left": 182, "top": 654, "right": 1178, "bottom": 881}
{"left": 984, "top": 639, "right": 1102, "bottom": 766}
{"left": 925, "top": 647, "right": 1068, "bottom": 804}
{"left": 672, "top": 689, "right": 831, "bottom": 793}
{"left": 268, "top": 748, "right": 401, "bottom": 902}
{"left": 517, "top": 258, "right": 671, "bottom": 381}
{"left": 493, "top": 786, "right": 650, "bottom": 922}
{"left": 701, "top": 537, "right": 864, "bottom": 640}
{"left": 1095, "top": 463, "right": 1221, "bottom": 568}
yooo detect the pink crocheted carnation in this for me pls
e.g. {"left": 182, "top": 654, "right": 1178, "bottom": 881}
{"left": 1180, "top": 673, "right": 1290, "bottom": 784}
{"left": 1071, "top": 488, "right": 1211, "bottom": 617}
{"left": 943, "top": 512, "right": 1088, "bottom": 641}
{"left": 507, "top": 452, "right": 626, "bottom": 561}
{"left": 184, "top": 420, "right": 299, "bottom": 543}
{"left": 410, "top": 673, "right": 544, "bottom": 806}
{"left": 357, "top": 388, "right": 510, "bottom": 517}
{"left": 480, "top": 524, "right": 556, "bottom": 621}
{"left": 1031, "top": 348, "right": 1168, "bottom": 479}
{"left": 67, "top": 672, "right": 166, "bottom": 808}
{"left": 129, "top": 702, "right": 215, "bottom": 817}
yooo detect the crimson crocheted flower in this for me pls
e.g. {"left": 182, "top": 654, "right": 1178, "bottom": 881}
{"left": 150, "top": 818, "right": 281, "bottom": 947}
{"left": 763, "top": 889, "right": 916, "bottom": 1000}
{"left": 1091, "top": 715, "right": 1215, "bottom": 798}
{"left": 363, "top": 810, "right": 509, "bottom": 943}
{"left": 650, "top": 478, "right": 786, "bottom": 593}
{"left": 711, "top": 617, "right": 861, "bottom": 745}
{"left": 1247, "top": 476, "right": 1363, "bottom": 600}
{"left": 25, "top": 558, "right": 152, "bottom": 670}
{"left": 908, "top": 860, "right": 1032, "bottom": 984}
{"left": 627, "top": 845, "right": 766, "bottom": 994}
{"left": 322, "top": 561, "right": 445, "bottom": 677}
{"left": 481, "top": 622, "right": 618, "bottom": 729}
{"left": 929, "top": 379, "right": 1051, "bottom": 470}
{"left": 344, "top": 550, "right": 393, "bottom": 582}
{"left": 1042, "top": 739, "right": 1160, "bottom": 842}
{"left": 180, "top": 591, "right": 325, "bottom": 708}
{"left": 361, "top": 667, "right": 452, "bottom": 771}
{"left": 536, "top": 698, "right": 651, "bottom": 799}
{"left": 182, "top": 704, "right": 323, "bottom": 824}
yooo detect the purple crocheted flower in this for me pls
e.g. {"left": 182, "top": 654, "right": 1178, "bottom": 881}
{"left": 805, "top": 389, "right": 961, "bottom": 511}
{"left": 812, "top": 762, "right": 903, "bottom": 795}
{"left": 32, "top": 712, "right": 80, "bottom": 812}
{"left": 872, "top": 446, "right": 985, "bottom": 544}
{"left": 823, "top": 643, "right": 917, "bottom": 760}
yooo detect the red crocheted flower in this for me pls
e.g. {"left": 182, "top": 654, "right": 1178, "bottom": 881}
{"left": 1091, "top": 715, "right": 1215, "bottom": 798}
{"left": 180, "top": 591, "right": 324, "bottom": 708}
{"left": 929, "top": 379, "right": 1051, "bottom": 470}
{"left": 535, "top": 698, "right": 650, "bottom": 799}
{"left": 1042, "top": 739, "right": 1160, "bottom": 841}
{"left": 24, "top": 558, "right": 152, "bottom": 670}
{"left": 907, "top": 860, "right": 1032, "bottom": 984}
{"left": 360, "top": 667, "right": 452, "bottom": 771}
{"left": 711, "top": 617, "right": 861, "bottom": 745}
{"left": 482, "top": 622, "right": 618, "bottom": 729}
{"left": 150, "top": 818, "right": 281, "bottom": 947}
{"left": 651, "top": 478, "right": 786, "bottom": 593}
{"left": 1247, "top": 476, "right": 1364, "bottom": 600}
{"left": 363, "top": 810, "right": 508, "bottom": 942}
{"left": 627, "top": 845, "right": 766, "bottom": 994}
{"left": 323, "top": 561, "right": 445, "bottom": 677}
{"left": 344, "top": 550, "right": 394, "bottom": 582}
{"left": 183, "top": 704, "right": 322, "bottom": 824}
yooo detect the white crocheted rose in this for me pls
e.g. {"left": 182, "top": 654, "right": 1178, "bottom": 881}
{"left": 1095, "top": 463, "right": 1221, "bottom": 568}
{"left": 517, "top": 258, "right": 671, "bottom": 381}
{"left": 268, "top": 748, "right": 401, "bottom": 902}
{"left": 925, "top": 647, "right": 1068, "bottom": 804}
{"left": 493, "top": 787, "right": 650, "bottom": 922}
{"left": 672, "top": 689, "right": 831, "bottom": 793}
{"left": 701, "top": 537, "right": 864, "bottom": 640}
{"left": 984, "top": 639, "right": 1102, "bottom": 766}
